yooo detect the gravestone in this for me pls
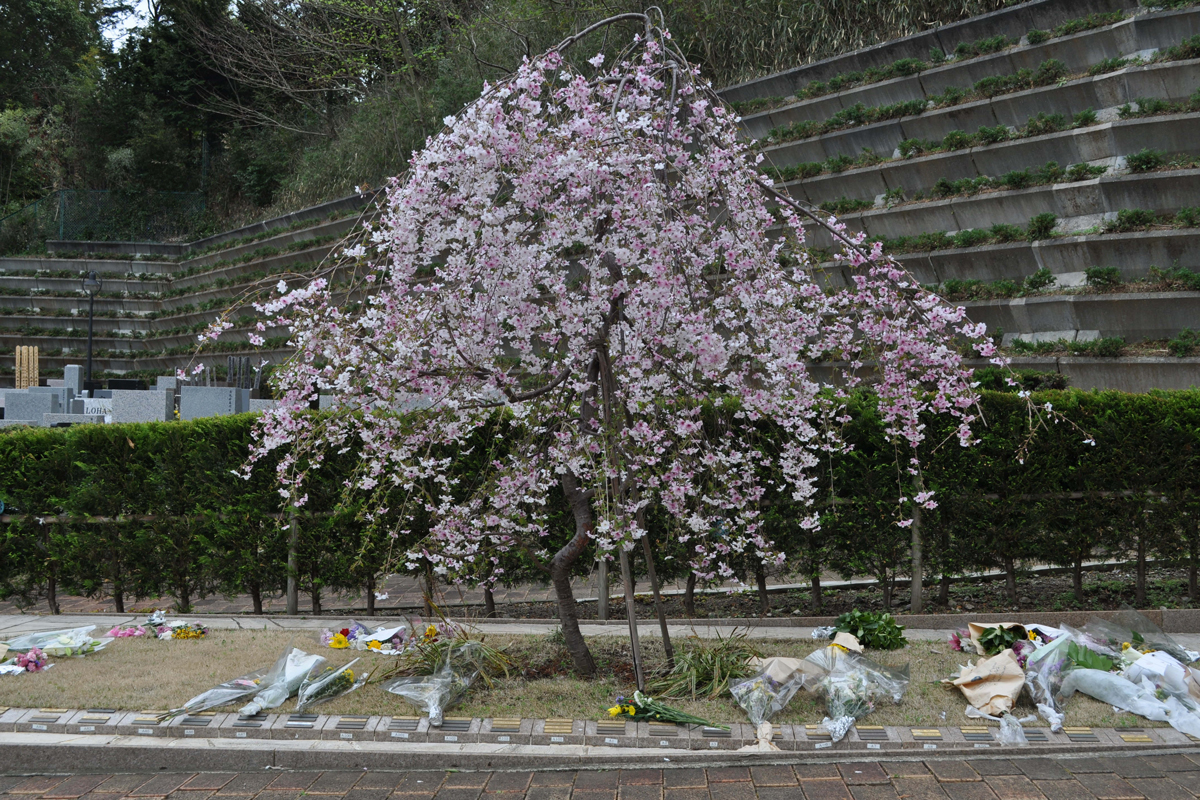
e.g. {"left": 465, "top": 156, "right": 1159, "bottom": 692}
{"left": 248, "top": 398, "right": 278, "bottom": 413}
{"left": 112, "top": 390, "right": 172, "bottom": 423}
{"left": 156, "top": 376, "right": 180, "bottom": 391}
{"left": 4, "top": 392, "right": 58, "bottom": 423}
{"left": 180, "top": 386, "right": 244, "bottom": 420}
{"left": 28, "top": 385, "right": 72, "bottom": 408}
{"left": 63, "top": 365, "right": 84, "bottom": 395}
{"left": 83, "top": 397, "right": 114, "bottom": 416}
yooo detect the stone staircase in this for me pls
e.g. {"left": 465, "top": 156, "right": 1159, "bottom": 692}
{"left": 722, "top": 0, "right": 1200, "bottom": 391}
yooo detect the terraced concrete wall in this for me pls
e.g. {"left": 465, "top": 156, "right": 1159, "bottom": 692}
{"left": 724, "top": 0, "right": 1200, "bottom": 391}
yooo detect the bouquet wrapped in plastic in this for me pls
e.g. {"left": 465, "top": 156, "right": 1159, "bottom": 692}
{"left": 2, "top": 626, "right": 109, "bottom": 657}
{"left": 1082, "top": 610, "right": 1198, "bottom": 666}
{"left": 730, "top": 658, "right": 809, "bottom": 725}
{"left": 239, "top": 646, "right": 326, "bottom": 716}
{"left": 804, "top": 646, "right": 910, "bottom": 742}
{"left": 165, "top": 668, "right": 270, "bottom": 719}
{"left": 297, "top": 659, "right": 370, "bottom": 712}
{"left": 385, "top": 641, "right": 486, "bottom": 725}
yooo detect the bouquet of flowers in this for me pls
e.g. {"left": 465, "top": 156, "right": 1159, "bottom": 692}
{"left": 106, "top": 626, "right": 149, "bottom": 638}
{"left": 164, "top": 668, "right": 269, "bottom": 719}
{"left": 296, "top": 659, "right": 370, "bottom": 712}
{"left": 169, "top": 623, "right": 207, "bottom": 640}
{"left": 3, "top": 626, "right": 108, "bottom": 657}
{"left": 805, "top": 646, "right": 910, "bottom": 742}
{"left": 607, "top": 690, "right": 726, "bottom": 729}
{"left": 239, "top": 646, "right": 326, "bottom": 716}
{"left": 730, "top": 669, "right": 806, "bottom": 726}
{"left": 15, "top": 647, "right": 49, "bottom": 672}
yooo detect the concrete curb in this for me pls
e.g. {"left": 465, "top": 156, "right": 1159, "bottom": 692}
{"left": 0, "top": 731, "right": 1197, "bottom": 774}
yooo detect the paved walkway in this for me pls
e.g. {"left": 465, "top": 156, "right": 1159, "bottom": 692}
{"left": 4, "top": 753, "right": 1200, "bottom": 799}
{"left": 0, "top": 561, "right": 1134, "bottom": 617}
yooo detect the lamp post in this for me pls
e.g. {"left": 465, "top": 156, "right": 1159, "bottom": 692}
{"left": 82, "top": 271, "right": 102, "bottom": 384}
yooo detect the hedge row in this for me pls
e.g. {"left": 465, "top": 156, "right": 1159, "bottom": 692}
{"left": 0, "top": 389, "right": 1198, "bottom": 614}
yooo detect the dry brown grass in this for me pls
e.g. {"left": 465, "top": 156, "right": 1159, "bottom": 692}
{"left": 0, "top": 630, "right": 1157, "bottom": 729}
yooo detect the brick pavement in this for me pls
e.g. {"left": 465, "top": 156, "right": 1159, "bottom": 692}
{"left": 6, "top": 754, "right": 1200, "bottom": 800}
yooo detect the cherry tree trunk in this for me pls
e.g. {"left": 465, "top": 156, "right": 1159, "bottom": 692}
{"left": 684, "top": 573, "right": 696, "bottom": 617}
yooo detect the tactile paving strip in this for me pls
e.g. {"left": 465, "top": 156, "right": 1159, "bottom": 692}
{"left": 596, "top": 720, "right": 626, "bottom": 736}
{"left": 490, "top": 718, "right": 521, "bottom": 733}
{"left": 961, "top": 727, "right": 993, "bottom": 742}
{"left": 648, "top": 723, "right": 678, "bottom": 737}
{"left": 388, "top": 717, "right": 420, "bottom": 731}
{"left": 180, "top": 715, "right": 212, "bottom": 727}
{"left": 543, "top": 719, "right": 573, "bottom": 735}
{"left": 1024, "top": 728, "right": 1048, "bottom": 742}
{"left": 234, "top": 713, "right": 268, "bottom": 728}
{"left": 912, "top": 728, "right": 942, "bottom": 741}
{"left": 440, "top": 718, "right": 472, "bottom": 732}
{"left": 1065, "top": 726, "right": 1099, "bottom": 743}
{"left": 1117, "top": 727, "right": 1152, "bottom": 743}
{"left": 805, "top": 724, "right": 831, "bottom": 740}
{"left": 335, "top": 715, "right": 368, "bottom": 730}
{"left": 702, "top": 726, "right": 731, "bottom": 739}
{"left": 856, "top": 725, "right": 887, "bottom": 741}
{"left": 286, "top": 714, "right": 319, "bottom": 728}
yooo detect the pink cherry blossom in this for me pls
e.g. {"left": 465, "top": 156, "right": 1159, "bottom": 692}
{"left": 233, "top": 16, "right": 1000, "bottom": 672}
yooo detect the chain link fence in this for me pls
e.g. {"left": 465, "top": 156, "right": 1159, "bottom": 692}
{"left": 0, "top": 189, "right": 206, "bottom": 255}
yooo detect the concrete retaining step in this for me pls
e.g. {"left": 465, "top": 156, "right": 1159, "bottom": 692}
{"left": 758, "top": 58, "right": 1200, "bottom": 168}
{"left": 814, "top": 229, "right": 1200, "bottom": 288}
{"left": 740, "top": 5, "right": 1200, "bottom": 141}
{"left": 960, "top": 288, "right": 1200, "bottom": 343}
{"left": 720, "top": 0, "right": 1136, "bottom": 104}
{"left": 781, "top": 111, "right": 1200, "bottom": 208}
{"left": 795, "top": 167, "right": 1200, "bottom": 249}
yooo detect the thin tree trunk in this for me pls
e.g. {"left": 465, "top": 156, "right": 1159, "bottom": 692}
{"left": 47, "top": 574, "right": 59, "bottom": 615}
{"left": 619, "top": 547, "right": 645, "bottom": 691}
{"left": 1136, "top": 536, "right": 1147, "bottom": 607}
{"left": 286, "top": 510, "right": 299, "bottom": 615}
{"left": 1004, "top": 554, "right": 1017, "bottom": 603}
{"left": 1189, "top": 519, "right": 1198, "bottom": 602}
{"left": 484, "top": 586, "right": 496, "bottom": 618}
{"left": 640, "top": 531, "right": 674, "bottom": 668}
{"left": 423, "top": 563, "right": 434, "bottom": 618}
{"left": 755, "top": 563, "right": 770, "bottom": 616}
{"left": 911, "top": 474, "right": 924, "bottom": 613}
{"left": 938, "top": 526, "right": 950, "bottom": 605}
{"left": 880, "top": 571, "right": 891, "bottom": 609}
{"left": 250, "top": 584, "right": 263, "bottom": 615}
{"left": 366, "top": 574, "right": 376, "bottom": 616}
{"left": 556, "top": 473, "right": 598, "bottom": 676}
{"left": 311, "top": 580, "right": 322, "bottom": 615}
{"left": 684, "top": 572, "right": 696, "bottom": 617}
{"left": 811, "top": 570, "right": 823, "bottom": 612}
{"left": 598, "top": 559, "right": 609, "bottom": 621}
{"left": 1073, "top": 554, "right": 1084, "bottom": 599}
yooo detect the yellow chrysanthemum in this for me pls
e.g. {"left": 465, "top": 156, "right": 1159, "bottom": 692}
{"left": 368, "top": 640, "right": 382, "bottom": 650}
{"left": 607, "top": 706, "right": 622, "bottom": 717}
{"left": 1028, "top": 630, "right": 1038, "bottom": 640}
{"left": 330, "top": 633, "right": 350, "bottom": 649}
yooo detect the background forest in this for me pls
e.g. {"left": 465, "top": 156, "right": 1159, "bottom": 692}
{"left": 2, "top": 0, "right": 1012, "bottom": 239}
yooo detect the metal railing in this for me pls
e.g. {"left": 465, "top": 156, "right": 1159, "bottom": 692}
{"left": 0, "top": 189, "right": 206, "bottom": 255}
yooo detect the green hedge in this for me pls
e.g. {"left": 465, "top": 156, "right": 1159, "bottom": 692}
{"left": 1, "top": 389, "right": 1198, "bottom": 613}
